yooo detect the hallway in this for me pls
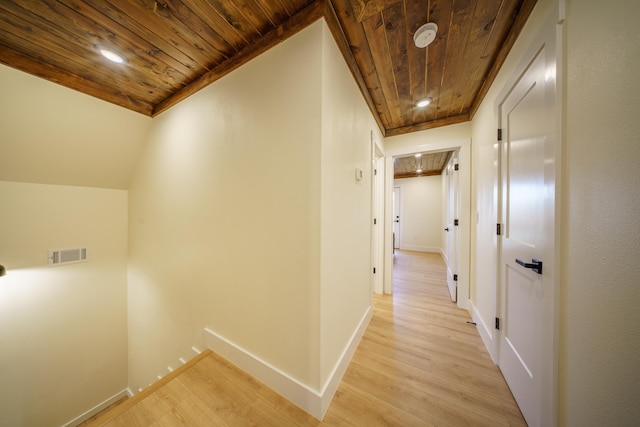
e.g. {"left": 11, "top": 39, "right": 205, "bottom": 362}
{"left": 325, "top": 250, "right": 526, "bottom": 425}
{"left": 87, "top": 250, "right": 525, "bottom": 426}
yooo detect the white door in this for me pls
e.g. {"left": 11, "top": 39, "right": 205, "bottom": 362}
{"left": 444, "top": 151, "right": 459, "bottom": 302}
{"left": 392, "top": 187, "right": 400, "bottom": 249}
{"left": 498, "top": 39, "right": 557, "bottom": 426}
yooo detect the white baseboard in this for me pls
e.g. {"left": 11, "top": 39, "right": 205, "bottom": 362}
{"left": 203, "top": 306, "right": 372, "bottom": 420}
{"left": 400, "top": 245, "right": 441, "bottom": 253}
{"left": 318, "top": 306, "right": 372, "bottom": 417}
{"left": 63, "top": 389, "right": 129, "bottom": 427}
{"left": 470, "top": 302, "right": 498, "bottom": 363}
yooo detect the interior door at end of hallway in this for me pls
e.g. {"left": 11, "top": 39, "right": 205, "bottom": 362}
{"left": 393, "top": 187, "right": 400, "bottom": 249}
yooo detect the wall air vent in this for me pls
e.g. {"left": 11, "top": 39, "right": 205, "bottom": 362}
{"left": 49, "top": 247, "right": 89, "bottom": 266}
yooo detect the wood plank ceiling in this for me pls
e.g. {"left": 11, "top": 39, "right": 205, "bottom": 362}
{"left": 0, "top": 0, "right": 536, "bottom": 137}
{"left": 394, "top": 150, "right": 451, "bottom": 179}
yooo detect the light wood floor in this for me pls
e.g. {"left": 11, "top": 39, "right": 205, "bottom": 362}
{"left": 86, "top": 250, "right": 525, "bottom": 426}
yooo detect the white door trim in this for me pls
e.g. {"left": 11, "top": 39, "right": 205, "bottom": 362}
{"left": 384, "top": 138, "right": 471, "bottom": 309}
{"left": 371, "top": 133, "right": 385, "bottom": 295}
{"left": 444, "top": 150, "right": 460, "bottom": 302}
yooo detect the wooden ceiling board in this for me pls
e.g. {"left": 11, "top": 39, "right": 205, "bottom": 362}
{"left": 0, "top": 2, "right": 165, "bottom": 112}
{"left": 394, "top": 151, "right": 452, "bottom": 179}
{"left": 469, "top": 0, "right": 537, "bottom": 118}
{"left": 329, "top": 0, "right": 392, "bottom": 128}
{"left": 153, "top": 0, "right": 324, "bottom": 116}
{"left": 421, "top": 0, "right": 451, "bottom": 125}
{"left": 451, "top": 0, "right": 515, "bottom": 115}
{"left": 362, "top": 12, "right": 403, "bottom": 129}
{"left": 383, "top": 3, "right": 413, "bottom": 126}
{"left": 434, "top": 0, "right": 475, "bottom": 120}
{"left": 0, "top": 0, "right": 536, "bottom": 134}
{"left": 405, "top": 0, "right": 429, "bottom": 125}
{"left": 178, "top": 0, "right": 246, "bottom": 54}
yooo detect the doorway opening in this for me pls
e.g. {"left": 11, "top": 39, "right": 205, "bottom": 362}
{"left": 390, "top": 150, "right": 456, "bottom": 299}
{"left": 383, "top": 139, "right": 471, "bottom": 310}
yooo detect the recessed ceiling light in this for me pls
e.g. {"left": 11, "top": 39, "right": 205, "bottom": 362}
{"left": 415, "top": 153, "right": 422, "bottom": 158}
{"left": 416, "top": 169, "right": 423, "bottom": 173}
{"left": 95, "top": 45, "right": 127, "bottom": 64}
{"left": 100, "top": 49, "right": 125, "bottom": 64}
{"left": 415, "top": 97, "right": 432, "bottom": 108}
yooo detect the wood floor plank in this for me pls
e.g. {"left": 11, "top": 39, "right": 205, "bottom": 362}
{"left": 322, "top": 381, "right": 434, "bottom": 427}
{"left": 85, "top": 250, "right": 525, "bottom": 426}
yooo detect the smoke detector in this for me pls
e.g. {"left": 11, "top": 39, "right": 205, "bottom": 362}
{"left": 413, "top": 22, "right": 438, "bottom": 48}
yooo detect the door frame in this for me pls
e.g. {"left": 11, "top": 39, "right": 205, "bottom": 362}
{"left": 444, "top": 150, "right": 460, "bottom": 302}
{"left": 371, "top": 133, "right": 385, "bottom": 295}
{"left": 494, "top": 4, "right": 563, "bottom": 425}
{"left": 384, "top": 139, "right": 471, "bottom": 308}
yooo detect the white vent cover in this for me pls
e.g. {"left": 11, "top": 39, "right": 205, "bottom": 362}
{"left": 49, "top": 247, "right": 89, "bottom": 266}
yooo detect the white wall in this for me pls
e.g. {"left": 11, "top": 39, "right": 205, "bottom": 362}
{"left": 561, "top": 0, "right": 640, "bottom": 424}
{"left": 319, "top": 22, "right": 381, "bottom": 395}
{"left": 127, "top": 21, "right": 324, "bottom": 393}
{"left": 393, "top": 176, "right": 443, "bottom": 252}
{"left": 0, "top": 64, "right": 144, "bottom": 424}
{"left": 127, "top": 21, "right": 377, "bottom": 411}
{"left": 0, "top": 181, "right": 128, "bottom": 426}
{"left": 385, "top": 122, "right": 471, "bottom": 151}
{"left": 0, "top": 64, "right": 151, "bottom": 189}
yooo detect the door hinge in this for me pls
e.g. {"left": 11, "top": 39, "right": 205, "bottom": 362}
{"left": 373, "top": 218, "right": 377, "bottom": 225}
{"left": 497, "top": 223, "right": 502, "bottom": 235}
{"left": 497, "top": 128, "right": 503, "bottom": 141}
{"left": 495, "top": 317, "right": 500, "bottom": 330}
{"left": 374, "top": 168, "right": 377, "bottom": 175}
{"left": 454, "top": 163, "right": 459, "bottom": 171}
{"left": 454, "top": 219, "right": 459, "bottom": 226}
{"left": 373, "top": 267, "right": 376, "bottom": 274}
{"left": 453, "top": 274, "right": 458, "bottom": 281}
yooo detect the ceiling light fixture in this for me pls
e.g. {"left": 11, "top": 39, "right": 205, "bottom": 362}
{"left": 414, "top": 22, "right": 438, "bottom": 48}
{"left": 414, "top": 153, "right": 422, "bottom": 158}
{"left": 416, "top": 169, "right": 423, "bottom": 174}
{"left": 415, "top": 97, "right": 432, "bottom": 108}
{"left": 95, "top": 45, "right": 127, "bottom": 64}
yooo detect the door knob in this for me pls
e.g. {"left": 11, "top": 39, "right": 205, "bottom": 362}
{"left": 515, "top": 258, "right": 543, "bottom": 274}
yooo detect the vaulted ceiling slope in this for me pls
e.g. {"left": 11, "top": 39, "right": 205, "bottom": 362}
{"left": 0, "top": 0, "right": 535, "bottom": 136}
